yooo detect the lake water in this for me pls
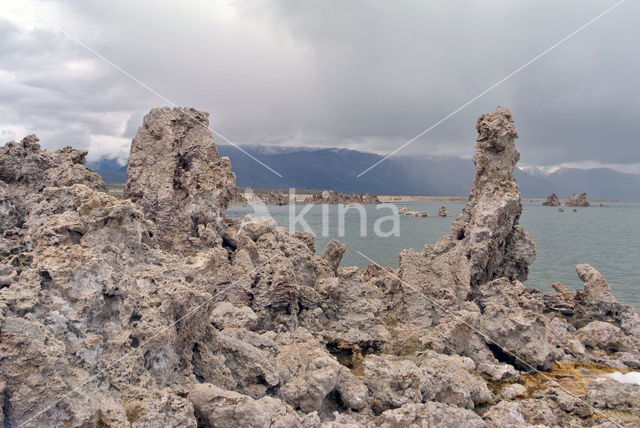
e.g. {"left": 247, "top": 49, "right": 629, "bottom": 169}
{"left": 227, "top": 201, "right": 640, "bottom": 310}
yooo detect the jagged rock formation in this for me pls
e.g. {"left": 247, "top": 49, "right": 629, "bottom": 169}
{"left": 437, "top": 206, "right": 453, "bottom": 217}
{"left": 400, "top": 107, "right": 536, "bottom": 313}
{"left": 462, "top": 107, "right": 536, "bottom": 286}
{"left": 243, "top": 189, "right": 293, "bottom": 205}
{"left": 542, "top": 193, "right": 561, "bottom": 206}
{"left": 124, "top": 107, "right": 237, "bottom": 249}
{"left": 0, "top": 135, "right": 107, "bottom": 259}
{"left": 566, "top": 192, "right": 591, "bottom": 207}
{"left": 320, "top": 240, "right": 346, "bottom": 273}
{"left": 304, "top": 190, "right": 380, "bottom": 205}
{"left": 1, "top": 107, "right": 638, "bottom": 427}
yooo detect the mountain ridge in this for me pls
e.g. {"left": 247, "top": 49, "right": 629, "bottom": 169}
{"left": 88, "top": 145, "right": 640, "bottom": 201}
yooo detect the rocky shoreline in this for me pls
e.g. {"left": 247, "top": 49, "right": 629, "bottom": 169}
{"left": 1, "top": 106, "right": 638, "bottom": 427}
{"left": 543, "top": 192, "right": 592, "bottom": 208}
{"left": 304, "top": 191, "right": 380, "bottom": 205}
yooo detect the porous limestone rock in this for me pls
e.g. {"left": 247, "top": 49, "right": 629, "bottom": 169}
{"left": 585, "top": 378, "right": 640, "bottom": 412}
{"left": 320, "top": 240, "right": 346, "bottom": 274}
{"left": 483, "top": 399, "right": 561, "bottom": 427}
{"left": 238, "top": 216, "right": 278, "bottom": 241}
{"left": 0, "top": 182, "right": 203, "bottom": 426}
{"left": 275, "top": 330, "right": 367, "bottom": 414}
{"left": 2, "top": 107, "right": 639, "bottom": 427}
{"left": 576, "top": 264, "right": 616, "bottom": 304}
{"left": 532, "top": 386, "right": 592, "bottom": 418}
{"left": 399, "top": 248, "right": 469, "bottom": 306}
{"left": 188, "top": 383, "right": 303, "bottom": 428}
{"left": 416, "top": 351, "right": 493, "bottom": 409}
{"left": 475, "top": 278, "right": 562, "bottom": 369}
{"left": 0, "top": 135, "right": 107, "bottom": 259}
{"left": 402, "top": 107, "right": 536, "bottom": 314}
{"left": 571, "top": 264, "right": 640, "bottom": 337}
{"left": 377, "top": 402, "right": 486, "bottom": 427}
{"left": 0, "top": 135, "right": 106, "bottom": 196}
{"left": 418, "top": 302, "right": 498, "bottom": 365}
{"left": 124, "top": 107, "right": 237, "bottom": 250}
{"left": 363, "top": 355, "right": 431, "bottom": 413}
{"left": 363, "top": 352, "right": 491, "bottom": 413}
{"left": 577, "top": 321, "right": 633, "bottom": 353}
{"left": 499, "top": 383, "right": 527, "bottom": 400}
{"left": 462, "top": 107, "right": 536, "bottom": 286}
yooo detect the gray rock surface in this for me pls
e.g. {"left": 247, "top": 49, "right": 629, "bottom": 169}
{"left": 476, "top": 278, "right": 562, "bottom": 369}
{"left": 577, "top": 321, "right": 633, "bottom": 353}
{"left": 1, "top": 107, "right": 638, "bottom": 427}
{"left": 124, "top": 107, "right": 237, "bottom": 250}
{"left": 571, "top": 264, "right": 640, "bottom": 337}
{"left": 585, "top": 378, "right": 640, "bottom": 412}
{"left": 377, "top": 402, "right": 486, "bottom": 427}
{"left": 320, "top": 240, "right": 346, "bottom": 274}
{"left": 413, "top": 107, "right": 535, "bottom": 310}
{"left": 188, "top": 383, "right": 303, "bottom": 427}
{"left": 483, "top": 399, "right": 561, "bottom": 427}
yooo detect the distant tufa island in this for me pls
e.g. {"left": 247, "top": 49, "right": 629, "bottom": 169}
{"left": 232, "top": 189, "right": 381, "bottom": 205}
{"left": 543, "top": 192, "right": 592, "bottom": 207}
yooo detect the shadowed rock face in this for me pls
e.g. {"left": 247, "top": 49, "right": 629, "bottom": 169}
{"left": 124, "top": 107, "right": 237, "bottom": 250}
{"left": 1, "top": 107, "right": 638, "bottom": 427}
{"left": 543, "top": 193, "right": 561, "bottom": 206}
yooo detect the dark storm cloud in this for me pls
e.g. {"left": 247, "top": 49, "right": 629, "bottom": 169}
{"left": 0, "top": 0, "right": 638, "bottom": 170}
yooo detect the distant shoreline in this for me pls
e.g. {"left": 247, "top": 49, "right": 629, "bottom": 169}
{"left": 106, "top": 184, "right": 635, "bottom": 204}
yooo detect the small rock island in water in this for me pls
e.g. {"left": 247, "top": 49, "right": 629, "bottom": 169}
{"left": 566, "top": 192, "right": 591, "bottom": 207}
{"left": 543, "top": 192, "right": 591, "bottom": 207}
{"left": 542, "top": 193, "right": 561, "bottom": 206}
{"left": 0, "top": 107, "right": 638, "bottom": 426}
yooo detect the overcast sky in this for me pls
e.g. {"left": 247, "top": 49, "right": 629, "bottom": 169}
{"left": 1, "top": 0, "right": 638, "bottom": 174}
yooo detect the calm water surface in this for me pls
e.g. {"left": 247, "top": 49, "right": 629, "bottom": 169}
{"left": 228, "top": 201, "right": 640, "bottom": 310}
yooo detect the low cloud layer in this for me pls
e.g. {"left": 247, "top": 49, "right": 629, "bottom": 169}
{"left": 0, "top": 0, "right": 638, "bottom": 173}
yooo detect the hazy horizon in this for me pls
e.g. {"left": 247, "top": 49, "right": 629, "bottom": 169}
{"left": 1, "top": 1, "right": 639, "bottom": 176}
